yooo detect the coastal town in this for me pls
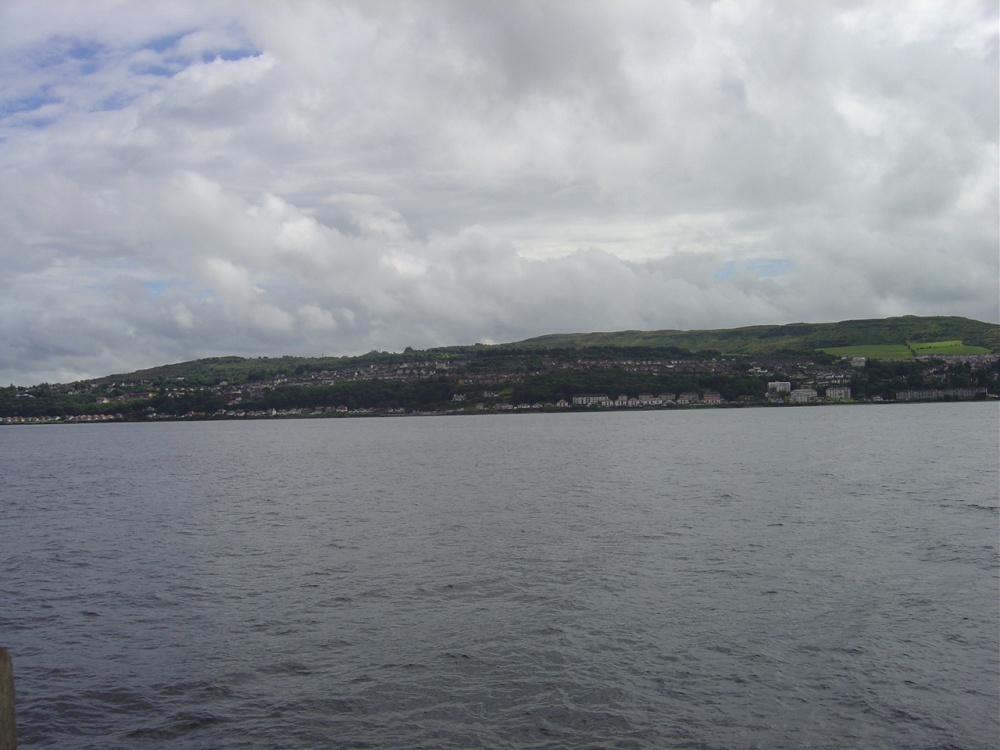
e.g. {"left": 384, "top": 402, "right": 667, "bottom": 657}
{"left": 2, "top": 348, "right": 996, "bottom": 424}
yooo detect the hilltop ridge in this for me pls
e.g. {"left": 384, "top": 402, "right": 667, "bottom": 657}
{"left": 514, "top": 315, "right": 999, "bottom": 356}
{"left": 85, "top": 315, "right": 999, "bottom": 386}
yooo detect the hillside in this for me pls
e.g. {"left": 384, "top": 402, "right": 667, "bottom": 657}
{"left": 69, "top": 315, "right": 1000, "bottom": 387}
{"left": 4, "top": 315, "right": 998, "bottom": 422}
{"left": 514, "top": 316, "right": 999, "bottom": 357}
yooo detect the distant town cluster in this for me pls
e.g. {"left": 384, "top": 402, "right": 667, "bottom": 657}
{"left": 567, "top": 380, "right": 857, "bottom": 408}
{"left": 2, "top": 348, "right": 996, "bottom": 425}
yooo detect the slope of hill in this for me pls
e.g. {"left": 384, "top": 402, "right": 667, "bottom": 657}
{"left": 514, "top": 316, "right": 999, "bottom": 356}
{"left": 81, "top": 315, "right": 999, "bottom": 387}
{"left": 5, "top": 315, "right": 997, "bottom": 421}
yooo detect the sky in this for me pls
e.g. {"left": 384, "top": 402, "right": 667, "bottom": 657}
{"left": 0, "top": 0, "right": 997, "bottom": 385}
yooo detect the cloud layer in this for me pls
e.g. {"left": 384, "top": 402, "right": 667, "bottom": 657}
{"left": 1, "top": 0, "right": 996, "bottom": 384}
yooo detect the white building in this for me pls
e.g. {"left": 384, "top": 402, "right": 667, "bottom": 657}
{"left": 768, "top": 381, "right": 792, "bottom": 392}
{"left": 572, "top": 394, "right": 610, "bottom": 406}
{"left": 789, "top": 388, "right": 818, "bottom": 403}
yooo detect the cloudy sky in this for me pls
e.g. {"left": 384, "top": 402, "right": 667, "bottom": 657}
{"left": 0, "top": 0, "right": 996, "bottom": 385}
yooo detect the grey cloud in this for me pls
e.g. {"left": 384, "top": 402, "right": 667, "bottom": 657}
{"left": 0, "top": 0, "right": 995, "bottom": 384}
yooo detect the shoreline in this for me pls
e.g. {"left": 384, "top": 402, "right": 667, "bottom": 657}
{"left": 2, "top": 395, "right": 995, "bottom": 426}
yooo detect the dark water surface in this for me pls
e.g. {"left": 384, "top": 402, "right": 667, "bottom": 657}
{"left": 2, "top": 403, "right": 997, "bottom": 749}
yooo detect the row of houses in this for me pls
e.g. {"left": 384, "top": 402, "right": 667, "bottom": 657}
{"left": 1, "top": 413, "right": 123, "bottom": 424}
{"left": 895, "top": 387, "right": 987, "bottom": 401}
{"left": 572, "top": 392, "right": 723, "bottom": 407}
{"left": 572, "top": 386, "right": 855, "bottom": 408}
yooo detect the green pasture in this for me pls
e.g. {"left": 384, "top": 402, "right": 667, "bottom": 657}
{"left": 821, "top": 340, "right": 990, "bottom": 360}
{"left": 907, "top": 340, "right": 990, "bottom": 356}
{"left": 821, "top": 344, "right": 914, "bottom": 359}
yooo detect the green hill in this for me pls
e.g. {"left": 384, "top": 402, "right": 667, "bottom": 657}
{"left": 514, "top": 316, "right": 999, "bottom": 357}
{"left": 93, "top": 353, "right": 386, "bottom": 387}
{"left": 88, "top": 315, "right": 998, "bottom": 387}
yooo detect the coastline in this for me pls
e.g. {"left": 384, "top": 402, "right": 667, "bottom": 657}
{"left": 2, "top": 394, "right": 995, "bottom": 426}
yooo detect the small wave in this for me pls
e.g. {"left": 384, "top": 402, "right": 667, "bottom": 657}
{"left": 259, "top": 659, "right": 314, "bottom": 677}
{"left": 125, "top": 710, "right": 231, "bottom": 740}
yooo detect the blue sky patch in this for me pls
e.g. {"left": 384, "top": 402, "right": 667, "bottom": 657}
{"left": 67, "top": 40, "right": 105, "bottom": 61}
{"left": 143, "top": 32, "right": 190, "bottom": 53}
{"left": 0, "top": 94, "right": 60, "bottom": 119}
{"left": 21, "top": 116, "right": 56, "bottom": 129}
{"left": 26, "top": 43, "right": 70, "bottom": 70}
{"left": 129, "top": 62, "right": 178, "bottom": 77}
{"left": 26, "top": 36, "right": 103, "bottom": 71}
{"left": 95, "top": 92, "right": 138, "bottom": 112}
{"left": 715, "top": 258, "right": 796, "bottom": 281}
{"left": 143, "top": 280, "right": 169, "bottom": 297}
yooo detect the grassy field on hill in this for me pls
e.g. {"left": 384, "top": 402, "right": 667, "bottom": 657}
{"left": 820, "top": 344, "right": 915, "bottom": 360}
{"left": 517, "top": 316, "right": 999, "bottom": 358}
{"left": 821, "top": 340, "right": 992, "bottom": 359}
{"left": 908, "top": 340, "right": 992, "bottom": 356}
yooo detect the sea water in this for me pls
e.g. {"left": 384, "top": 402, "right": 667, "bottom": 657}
{"left": 1, "top": 403, "right": 997, "bottom": 749}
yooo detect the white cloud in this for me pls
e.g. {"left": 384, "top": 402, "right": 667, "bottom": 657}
{"left": 0, "top": 0, "right": 995, "bottom": 384}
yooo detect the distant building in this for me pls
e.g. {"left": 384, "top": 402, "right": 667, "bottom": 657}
{"left": 572, "top": 394, "right": 610, "bottom": 406}
{"left": 825, "top": 386, "right": 851, "bottom": 400}
{"left": 789, "top": 388, "right": 818, "bottom": 403}
{"left": 768, "top": 381, "right": 792, "bottom": 392}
